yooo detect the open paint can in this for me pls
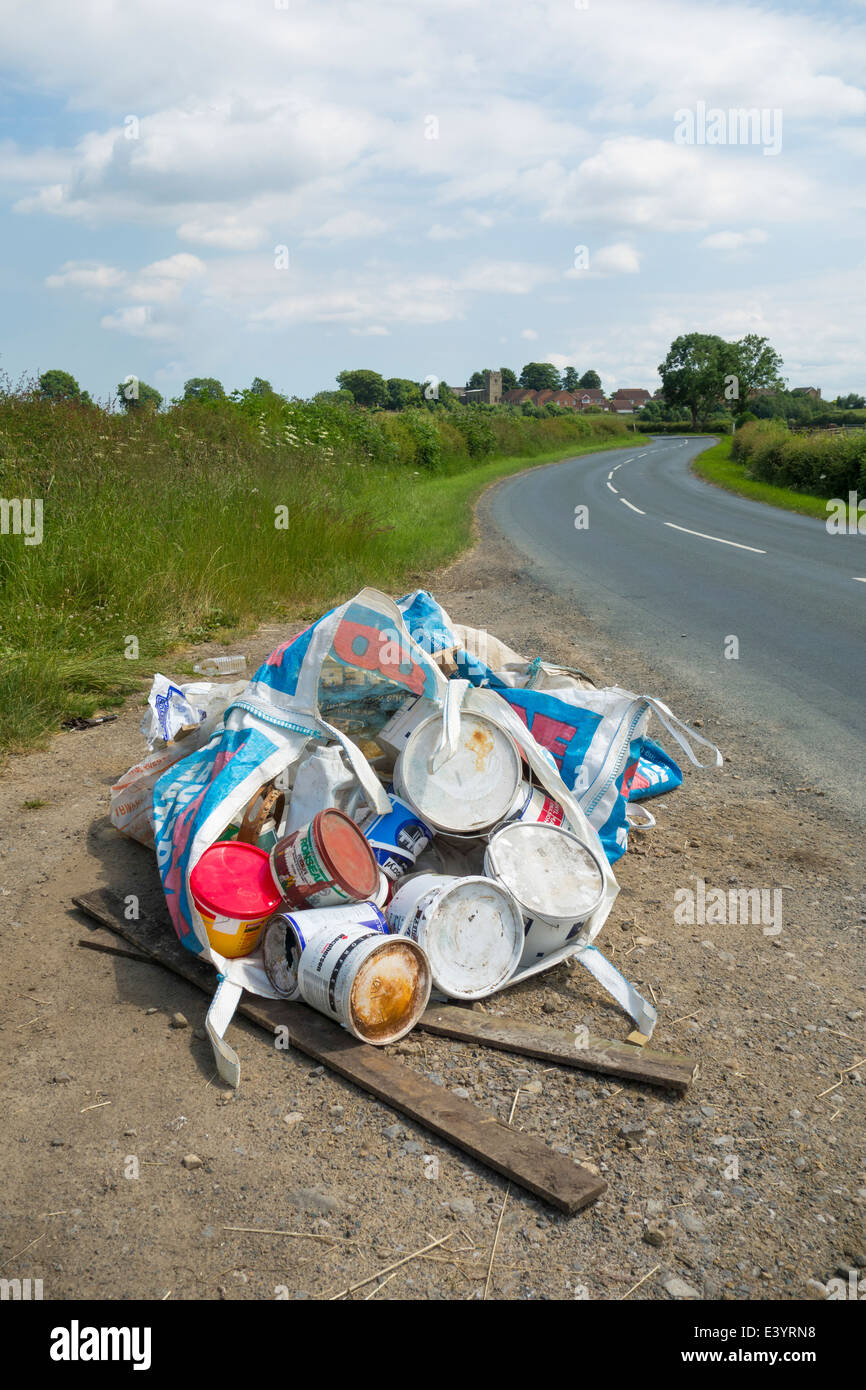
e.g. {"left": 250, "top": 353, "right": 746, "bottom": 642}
{"left": 483, "top": 822, "right": 606, "bottom": 966}
{"left": 386, "top": 872, "right": 523, "bottom": 1000}
{"left": 270, "top": 808, "right": 379, "bottom": 909}
{"left": 296, "top": 926, "right": 431, "bottom": 1044}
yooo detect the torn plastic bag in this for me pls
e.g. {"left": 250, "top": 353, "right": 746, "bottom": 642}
{"left": 151, "top": 588, "right": 450, "bottom": 1086}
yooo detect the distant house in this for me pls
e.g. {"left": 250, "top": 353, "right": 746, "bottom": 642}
{"left": 575, "top": 388, "right": 608, "bottom": 411}
{"left": 502, "top": 385, "right": 612, "bottom": 411}
{"left": 610, "top": 388, "right": 652, "bottom": 413}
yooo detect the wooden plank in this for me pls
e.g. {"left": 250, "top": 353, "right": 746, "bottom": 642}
{"left": 72, "top": 890, "right": 606, "bottom": 1215}
{"left": 417, "top": 1005, "right": 697, "bottom": 1094}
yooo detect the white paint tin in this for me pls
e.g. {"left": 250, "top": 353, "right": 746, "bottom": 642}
{"left": 507, "top": 781, "right": 569, "bottom": 829}
{"left": 262, "top": 902, "right": 388, "bottom": 1000}
{"left": 386, "top": 872, "right": 524, "bottom": 1000}
{"left": 297, "top": 926, "right": 431, "bottom": 1044}
{"left": 483, "top": 822, "right": 606, "bottom": 966}
{"left": 394, "top": 712, "right": 522, "bottom": 836}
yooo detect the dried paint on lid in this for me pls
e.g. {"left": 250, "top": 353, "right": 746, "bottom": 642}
{"left": 190, "top": 841, "right": 282, "bottom": 920}
{"left": 398, "top": 714, "right": 521, "bottom": 834}
{"left": 413, "top": 876, "right": 523, "bottom": 998}
{"left": 349, "top": 939, "right": 430, "bottom": 1043}
{"left": 314, "top": 808, "right": 379, "bottom": 899}
{"left": 485, "top": 823, "right": 605, "bottom": 920}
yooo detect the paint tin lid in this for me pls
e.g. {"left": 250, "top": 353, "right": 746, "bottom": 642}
{"left": 420, "top": 876, "right": 523, "bottom": 999}
{"left": 485, "top": 823, "right": 605, "bottom": 919}
{"left": 314, "top": 808, "right": 380, "bottom": 900}
{"left": 190, "top": 842, "right": 282, "bottom": 920}
{"left": 398, "top": 714, "right": 522, "bottom": 834}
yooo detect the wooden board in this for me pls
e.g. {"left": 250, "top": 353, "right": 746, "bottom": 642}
{"left": 418, "top": 1005, "right": 696, "bottom": 1093}
{"left": 73, "top": 890, "right": 606, "bottom": 1216}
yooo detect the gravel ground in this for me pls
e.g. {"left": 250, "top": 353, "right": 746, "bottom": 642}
{"left": 1, "top": 490, "right": 864, "bottom": 1302}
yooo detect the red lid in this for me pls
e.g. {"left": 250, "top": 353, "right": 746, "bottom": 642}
{"left": 190, "top": 842, "right": 282, "bottom": 920}
{"left": 315, "top": 809, "right": 379, "bottom": 898}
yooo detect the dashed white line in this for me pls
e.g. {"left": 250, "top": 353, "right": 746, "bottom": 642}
{"left": 855, "top": 577, "right": 866, "bottom": 583}
{"left": 620, "top": 497, "right": 645, "bottom": 515}
{"left": 663, "top": 521, "right": 766, "bottom": 554}
{"left": 606, "top": 480, "right": 619, "bottom": 494}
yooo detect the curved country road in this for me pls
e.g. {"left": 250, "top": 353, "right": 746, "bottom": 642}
{"left": 489, "top": 435, "right": 866, "bottom": 824}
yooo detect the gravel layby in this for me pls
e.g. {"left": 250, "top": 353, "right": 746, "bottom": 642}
{"left": 1, "top": 511, "right": 864, "bottom": 1303}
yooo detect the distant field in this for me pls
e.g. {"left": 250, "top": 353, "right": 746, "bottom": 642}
{"left": 0, "top": 394, "right": 631, "bottom": 752}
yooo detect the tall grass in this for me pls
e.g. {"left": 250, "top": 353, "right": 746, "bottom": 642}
{"left": 0, "top": 389, "right": 629, "bottom": 751}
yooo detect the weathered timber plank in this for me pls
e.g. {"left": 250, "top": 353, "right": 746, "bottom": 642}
{"left": 72, "top": 890, "right": 606, "bottom": 1215}
{"left": 417, "top": 1005, "right": 697, "bottom": 1093}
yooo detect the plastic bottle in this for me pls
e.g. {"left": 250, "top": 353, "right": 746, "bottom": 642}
{"left": 193, "top": 654, "right": 247, "bottom": 675}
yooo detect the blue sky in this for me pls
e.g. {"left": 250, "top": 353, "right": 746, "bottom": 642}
{"left": 1, "top": 0, "right": 864, "bottom": 403}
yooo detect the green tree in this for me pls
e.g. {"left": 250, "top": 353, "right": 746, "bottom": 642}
{"left": 519, "top": 361, "right": 561, "bottom": 391}
{"left": 38, "top": 368, "right": 90, "bottom": 404}
{"left": 467, "top": 370, "right": 487, "bottom": 391}
{"left": 500, "top": 367, "right": 518, "bottom": 391}
{"left": 336, "top": 369, "right": 388, "bottom": 408}
{"left": 116, "top": 377, "right": 162, "bottom": 412}
{"left": 183, "top": 377, "right": 225, "bottom": 403}
{"left": 729, "top": 334, "right": 784, "bottom": 410}
{"left": 658, "top": 334, "right": 739, "bottom": 427}
{"left": 386, "top": 377, "right": 423, "bottom": 410}
{"left": 561, "top": 366, "right": 580, "bottom": 391}
{"left": 836, "top": 392, "right": 865, "bottom": 409}
{"left": 579, "top": 369, "right": 602, "bottom": 389}
{"left": 248, "top": 377, "right": 273, "bottom": 397}
{"left": 314, "top": 389, "right": 354, "bottom": 406}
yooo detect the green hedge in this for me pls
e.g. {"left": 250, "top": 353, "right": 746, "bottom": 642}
{"left": 731, "top": 419, "right": 866, "bottom": 497}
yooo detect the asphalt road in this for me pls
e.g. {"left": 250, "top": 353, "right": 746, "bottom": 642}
{"left": 489, "top": 435, "right": 866, "bottom": 824}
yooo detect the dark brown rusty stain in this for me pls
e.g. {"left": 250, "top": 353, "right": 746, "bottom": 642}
{"left": 350, "top": 942, "right": 426, "bottom": 1042}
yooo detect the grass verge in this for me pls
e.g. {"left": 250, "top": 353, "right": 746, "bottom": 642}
{"left": 691, "top": 436, "right": 830, "bottom": 520}
{"left": 1, "top": 429, "right": 631, "bottom": 754}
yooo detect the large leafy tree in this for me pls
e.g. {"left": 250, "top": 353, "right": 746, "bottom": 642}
{"left": 116, "top": 378, "right": 162, "bottom": 412}
{"left": 467, "top": 370, "right": 488, "bottom": 391}
{"left": 837, "top": 392, "right": 865, "bottom": 409}
{"left": 38, "top": 368, "right": 91, "bottom": 404}
{"left": 561, "top": 366, "right": 580, "bottom": 391}
{"left": 500, "top": 367, "right": 518, "bottom": 391}
{"left": 730, "top": 334, "right": 784, "bottom": 408}
{"left": 658, "top": 334, "right": 739, "bottom": 427}
{"left": 519, "top": 361, "right": 561, "bottom": 391}
{"left": 183, "top": 376, "right": 225, "bottom": 403}
{"left": 386, "top": 377, "right": 423, "bottom": 410}
{"left": 336, "top": 369, "right": 388, "bottom": 408}
{"left": 579, "top": 369, "right": 602, "bottom": 389}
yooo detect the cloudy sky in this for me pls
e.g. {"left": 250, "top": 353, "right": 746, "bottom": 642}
{"left": 1, "top": 0, "right": 864, "bottom": 402}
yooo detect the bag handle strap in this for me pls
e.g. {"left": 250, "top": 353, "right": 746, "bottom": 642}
{"left": 428, "top": 678, "right": 470, "bottom": 774}
{"left": 643, "top": 697, "right": 722, "bottom": 769}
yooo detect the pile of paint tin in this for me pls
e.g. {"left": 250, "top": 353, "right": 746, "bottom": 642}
{"left": 189, "top": 694, "right": 606, "bottom": 1047}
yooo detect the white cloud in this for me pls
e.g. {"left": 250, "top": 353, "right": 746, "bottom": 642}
{"left": 520, "top": 328, "right": 538, "bottom": 340}
{"left": 100, "top": 305, "right": 176, "bottom": 339}
{"left": 700, "top": 228, "right": 769, "bottom": 250}
{"left": 593, "top": 242, "right": 641, "bottom": 274}
{"left": 305, "top": 211, "right": 387, "bottom": 241}
{"left": 45, "top": 261, "right": 125, "bottom": 291}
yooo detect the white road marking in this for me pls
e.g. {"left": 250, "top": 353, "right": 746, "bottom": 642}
{"left": 854, "top": 577, "right": 866, "bottom": 583}
{"left": 612, "top": 462, "right": 622, "bottom": 472}
{"left": 663, "top": 521, "right": 766, "bottom": 554}
{"left": 606, "top": 480, "right": 619, "bottom": 494}
{"left": 620, "top": 497, "right": 645, "bottom": 515}
{"left": 623, "top": 457, "right": 635, "bottom": 463}
{"left": 607, "top": 470, "right": 614, "bottom": 479}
